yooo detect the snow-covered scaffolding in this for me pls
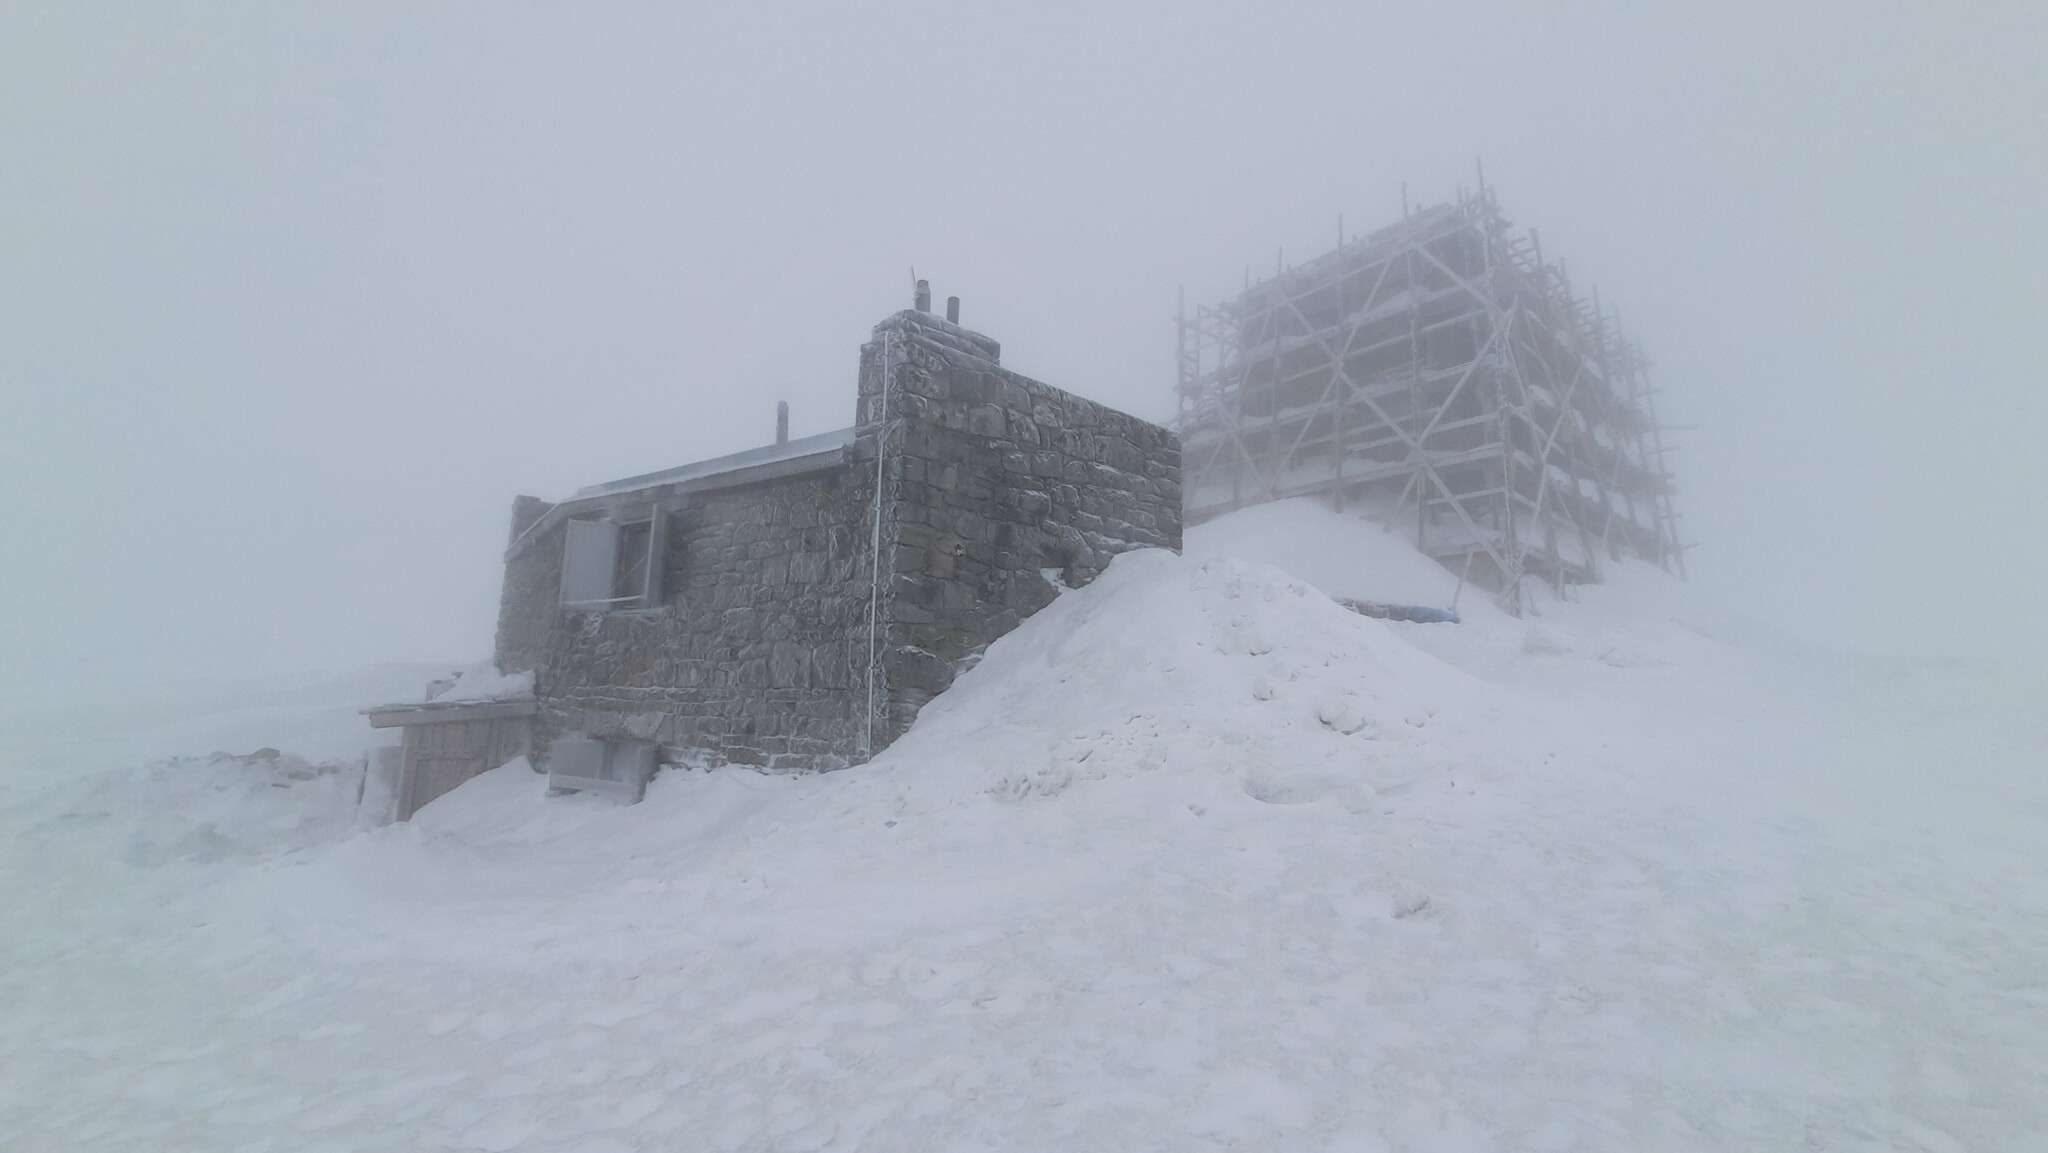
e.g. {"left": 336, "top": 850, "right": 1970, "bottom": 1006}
{"left": 1177, "top": 180, "right": 1685, "bottom": 610}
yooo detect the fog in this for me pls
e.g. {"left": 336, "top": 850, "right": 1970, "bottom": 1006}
{"left": 4, "top": 1, "right": 2042, "bottom": 705}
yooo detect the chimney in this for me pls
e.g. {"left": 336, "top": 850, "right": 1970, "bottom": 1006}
{"left": 945, "top": 295, "right": 960, "bottom": 324}
{"left": 776, "top": 400, "right": 789, "bottom": 445}
{"left": 914, "top": 279, "right": 931, "bottom": 313}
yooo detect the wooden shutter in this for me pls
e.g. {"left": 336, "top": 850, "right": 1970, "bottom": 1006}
{"left": 560, "top": 519, "right": 619, "bottom": 607}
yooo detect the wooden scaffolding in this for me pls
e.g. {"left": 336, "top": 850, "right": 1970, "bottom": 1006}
{"left": 1177, "top": 180, "right": 1686, "bottom": 612}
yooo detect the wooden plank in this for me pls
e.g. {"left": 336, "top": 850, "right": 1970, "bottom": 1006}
{"left": 398, "top": 727, "right": 422, "bottom": 821}
{"left": 363, "top": 699, "right": 538, "bottom": 728}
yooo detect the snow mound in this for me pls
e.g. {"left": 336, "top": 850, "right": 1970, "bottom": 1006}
{"left": 97, "top": 752, "right": 363, "bottom": 862}
{"left": 1188, "top": 498, "right": 1758, "bottom": 679}
{"left": 881, "top": 549, "right": 1486, "bottom": 806}
{"left": 7, "top": 506, "right": 2046, "bottom": 1150}
{"left": 1186, "top": 497, "right": 1501, "bottom": 621}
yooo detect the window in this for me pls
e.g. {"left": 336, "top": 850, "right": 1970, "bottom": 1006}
{"left": 614, "top": 520, "right": 652, "bottom": 602}
{"left": 560, "top": 511, "right": 666, "bottom": 610}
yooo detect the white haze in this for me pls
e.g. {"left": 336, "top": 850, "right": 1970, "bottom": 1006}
{"left": 3, "top": 1, "right": 2043, "bottom": 705}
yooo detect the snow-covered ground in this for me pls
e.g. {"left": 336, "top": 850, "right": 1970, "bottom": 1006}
{"left": 3, "top": 501, "right": 2043, "bottom": 1151}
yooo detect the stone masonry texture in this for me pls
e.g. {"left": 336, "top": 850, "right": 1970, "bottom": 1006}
{"left": 857, "top": 311, "right": 1183, "bottom": 748}
{"left": 493, "top": 308, "right": 1181, "bottom": 772}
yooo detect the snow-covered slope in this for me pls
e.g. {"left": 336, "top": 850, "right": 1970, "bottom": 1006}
{"left": 882, "top": 549, "right": 1490, "bottom": 808}
{"left": 1188, "top": 497, "right": 1502, "bottom": 618}
{"left": 3, "top": 513, "right": 2044, "bottom": 1151}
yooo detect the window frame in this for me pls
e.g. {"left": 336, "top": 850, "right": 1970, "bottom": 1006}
{"left": 559, "top": 503, "right": 668, "bottom": 613}
{"left": 611, "top": 518, "right": 655, "bottom": 604}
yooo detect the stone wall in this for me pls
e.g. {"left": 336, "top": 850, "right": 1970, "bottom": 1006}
{"left": 494, "top": 495, "right": 559, "bottom": 675}
{"left": 859, "top": 310, "right": 1183, "bottom": 747}
{"left": 496, "top": 468, "right": 877, "bottom": 771}
{"left": 492, "top": 308, "right": 1181, "bottom": 772}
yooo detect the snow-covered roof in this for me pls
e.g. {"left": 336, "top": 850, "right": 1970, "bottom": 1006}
{"left": 575, "top": 427, "right": 856, "bottom": 500}
{"left": 505, "top": 426, "right": 858, "bottom": 561}
{"left": 361, "top": 663, "right": 537, "bottom": 724}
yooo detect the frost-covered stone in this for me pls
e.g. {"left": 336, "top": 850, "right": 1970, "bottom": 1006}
{"left": 494, "top": 309, "right": 1181, "bottom": 772}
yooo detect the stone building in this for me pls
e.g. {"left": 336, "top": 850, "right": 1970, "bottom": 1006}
{"left": 485, "top": 302, "right": 1181, "bottom": 783}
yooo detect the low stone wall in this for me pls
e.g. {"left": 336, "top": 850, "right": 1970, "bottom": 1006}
{"left": 492, "top": 309, "right": 1181, "bottom": 772}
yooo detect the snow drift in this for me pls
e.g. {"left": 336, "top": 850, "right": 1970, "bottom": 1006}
{"left": 3, "top": 506, "right": 2044, "bottom": 1152}
{"left": 882, "top": 548, "right": 1488, "bottom": 808}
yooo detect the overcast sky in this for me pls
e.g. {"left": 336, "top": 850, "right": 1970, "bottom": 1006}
{"left": 4, "top": 1, "right": 2043, "bottom": 704}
